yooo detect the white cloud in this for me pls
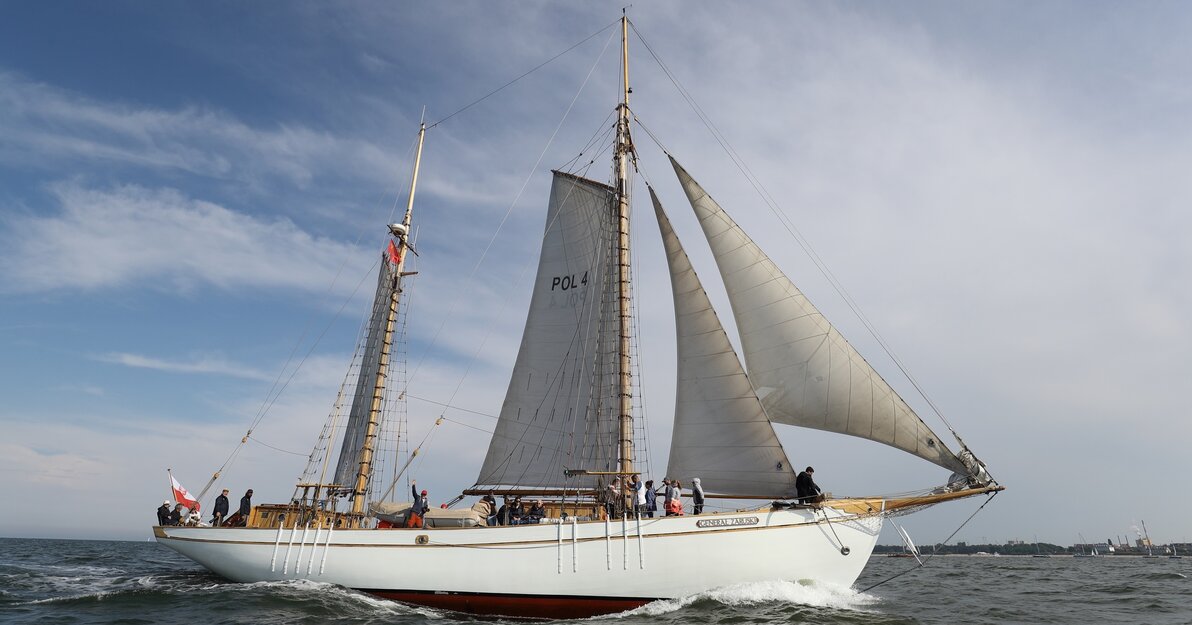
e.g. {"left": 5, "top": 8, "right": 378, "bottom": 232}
{"left": 96, "top": 352, "right": 274, "bottom": 381}
{"left": 0, "top": 71, "right": 402, "bottom": 190}
{"left": 0, "top": 181, "right": 371, "bottom": 294}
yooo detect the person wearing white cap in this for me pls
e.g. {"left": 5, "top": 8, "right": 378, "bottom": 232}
{"left": 212, "top": 489, "right": 230, "bottom": 526}
{"left": 156, "top": 501, "right": 172, "bottom": 526}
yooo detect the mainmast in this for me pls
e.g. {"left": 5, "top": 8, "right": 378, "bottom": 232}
{"left": 614, "top": 14, "right": 635, "bottom": 479}
{"left": 349, "top": 121, "right": 425, "bottom": 516}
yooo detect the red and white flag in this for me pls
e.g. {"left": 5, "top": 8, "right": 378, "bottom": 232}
{"left": 170, "top": 473, "right": 201, "bottom": 512}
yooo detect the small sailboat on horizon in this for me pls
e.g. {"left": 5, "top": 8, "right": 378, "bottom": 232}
{"left": 1072, "top": 533, "right": 1096, "bottom": 558}
{"left": 1033, "top": 536, "right": 1051, "bottom": 558}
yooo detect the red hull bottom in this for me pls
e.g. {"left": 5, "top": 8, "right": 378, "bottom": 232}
{"left": 367, "top": 589, "right": 653, "bottom": 619}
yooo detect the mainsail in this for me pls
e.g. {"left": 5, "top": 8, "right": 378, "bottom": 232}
{"left": 333, "top": 250, "right": 402, "bottom": 490}
{"left": 669, "top": 157, "right": 968, "bottom": 475}
{"left": 651, "top": 188, "right": 798, "bottom": 498}
{"left": 474, "top": 171, "right": 622, "bottom": 491}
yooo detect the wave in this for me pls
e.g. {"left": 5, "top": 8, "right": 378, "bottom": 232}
{"left": 609, "top": 579, "right": 879, "bottom": 618}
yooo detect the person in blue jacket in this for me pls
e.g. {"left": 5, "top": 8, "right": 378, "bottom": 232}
{"left": 644, "top": 480, "right": 657, "bottom": 518}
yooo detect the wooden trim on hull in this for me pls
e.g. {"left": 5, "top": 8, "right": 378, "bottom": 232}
{"left": 826, "top": 485, "right": 1005, "bottom": 515}
{"left": 367, "top": 588, "right": 652, "bottom": 619}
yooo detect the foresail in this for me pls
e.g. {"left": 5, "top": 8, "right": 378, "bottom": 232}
{"left": 651, "top": 188, "right": 798, "bottom": 498}
{"left": 474, "top": 172, "right": 620, "bottom": 491}
{"left": 334, "top": 253, "right": 400, "bottom": 488}
{"left": 669, "top": 157, "right": 967, "bottom": 475}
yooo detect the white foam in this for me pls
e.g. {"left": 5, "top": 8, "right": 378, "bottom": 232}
{"left": 609, "top": 579, "right": 879, "bottom": 618}
{"left": 221, "top": 579, "right": 444, "bottom": 619}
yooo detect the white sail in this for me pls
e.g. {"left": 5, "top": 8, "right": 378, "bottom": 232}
{"left": 669, "top": 157, "right": 967, "bottom": 474}
{"left": 474, "top": 171, "right": 621, "bottom": 490}
{"left": 333, "top": 252, "right": 400, "bottom": 489}
{"left": 651, "top": 188, "right": 798, "bottom": 497}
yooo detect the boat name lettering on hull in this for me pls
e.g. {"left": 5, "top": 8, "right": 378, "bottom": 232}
{"left": 696, "top": 516, "right": 759, "bottom": 528}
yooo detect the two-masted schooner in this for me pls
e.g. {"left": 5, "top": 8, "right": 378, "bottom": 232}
{"left": 155, "top": 16, "right": 1002, "bottom": 619}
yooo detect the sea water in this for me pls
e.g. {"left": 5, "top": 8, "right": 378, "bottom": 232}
{"left": 1, "top": 538, "right": 1189, "bottom": 624}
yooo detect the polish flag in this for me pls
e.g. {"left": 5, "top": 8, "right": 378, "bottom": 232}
{"left": 170, "top": 474, "right": 201, "bottom": 512}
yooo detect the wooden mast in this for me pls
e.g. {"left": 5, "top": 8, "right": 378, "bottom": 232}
{"left": 349, "top": 121, "right": 426, "bottom": 517}
{"left": 614, "top": 13, "right": 635, "bottom": 480}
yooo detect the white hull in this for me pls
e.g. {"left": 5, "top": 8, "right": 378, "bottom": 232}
{"left": 156, "top": 506, "right": 881, "bottom": 617}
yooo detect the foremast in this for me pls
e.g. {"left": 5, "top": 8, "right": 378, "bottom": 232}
{"left": 349, "top": 122, "right": 426, "bottom": 516}
{"left": 614, "top": 13, "right": 636, "bottom": 480}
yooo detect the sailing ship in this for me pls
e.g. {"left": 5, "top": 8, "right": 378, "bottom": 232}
{"left": 1032, "top": 536, "right": 1051, "bottom": 558}
{"left": 1140, "top": 521, "right": 1159, "bottom": 558}
{"left": 155, "top": 16, "right": 1001, "bottom": 618}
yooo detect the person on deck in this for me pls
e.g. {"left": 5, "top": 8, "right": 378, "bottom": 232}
{"left": 409, "top": 482, "right": 429, "bottom": 528}
{"left": 627, "top": 474, "right": 645, "bottom": 517}
{"left": 480, "top": 494, "right": 498, "bottom": 526}
{"left": 168, "top": 503, "right": 184, "bottom": 526}
{"left": 644, "top": 480, "right": 657, "bottom": 518}
{"left": 212, "top": 489, "right": 230, "bottom": 526}
{"left": 692, "top": 477, "right": 706, "bottom": 515}
{"left": 496, "top": 497, "right": 510, "bottom": 525}
{"left": 602, "top": 484, "right": 619, "bottom": 518}
{"left": 157, "top": 501, "right": 172, "bottom": 526}
{"left": 666, "top": 481, "right": 684, "bottom": 516}
{"left": 237, "top": 489, "right": 253, "bottom": 526}
{"left": 796, "top": 467, "right": 822, "bottom": 504}
{"left": 186, "top": 507, "right": 203, "bottom": 526}
{"left": 527, "top": 500, "right": 546, "bottom": 523}
{"left": 662, "top": 479, "right": 675, "bottom": 516}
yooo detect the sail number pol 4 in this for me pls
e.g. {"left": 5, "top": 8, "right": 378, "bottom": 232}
{"left": 551, "top": 271, "right": 588, "bottom": 291}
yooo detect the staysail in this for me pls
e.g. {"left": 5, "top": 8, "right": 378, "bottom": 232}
{"left": 333, "top": 249, "right": 401, "bottom": 489}
{"left": 473, "top": 171, "right": 622, "bottom": 491}
{"left": 669, "top": 157, "right": 968, "bottom": 475}
{"left": 651, "top": 188, "right": 798, "bottom": 497}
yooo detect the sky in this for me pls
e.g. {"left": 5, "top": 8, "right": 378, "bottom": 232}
{"left": 1, "top": 1, "right": 1190, "bottom": 549}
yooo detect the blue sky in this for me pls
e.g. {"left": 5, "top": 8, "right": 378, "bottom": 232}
{"left": 2, "top": 2, "right": 1190, "bottom": 548}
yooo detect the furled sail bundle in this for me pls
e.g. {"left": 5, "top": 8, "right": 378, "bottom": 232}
{"left": 650, "top": 187, "right": 797, "bottom": 498}
{"left": 669, "top": 157, "right": 969, "bottom": 475}
{"left": 334, "top": 250, "right": 403, "bottom": 492}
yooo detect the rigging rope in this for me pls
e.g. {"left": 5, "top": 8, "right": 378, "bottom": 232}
{"left": 194, "top": 131, "right": 421, "bottom": 503}
{"left": 400, "top": 27, "right": 617, "bottom": 403}
{"left": 859, "top": 490, "right": 1001, "bottom": 593}
{"left": 428, "top": 19, "right": 619, "bottom": 130}
{"left": 400, "top": 28, "right": 619, "bottom": 494}
{"left": 627, "top": 20, "right": 972, "bottom": 454}
{"left": 246, "top": 436, "right": 308, "bottom": 457}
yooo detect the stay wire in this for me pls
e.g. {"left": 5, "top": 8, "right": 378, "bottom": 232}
{"left": 629, "top": 21, "right": 967, "bottom": 448}
{"left": 405, "top": 28, "right": 618, "bottom": 484}
{"left": 858, "top": 490, "right": 1001, "bottom": 593}
{"left": 428, "top": 19, "right": 619, "bottom": 130}
{"left": 401, "top": 27, "right": 617, "bottom": 400}
{"left": 196, "top": 134, "right": 420, "bottom": 502}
